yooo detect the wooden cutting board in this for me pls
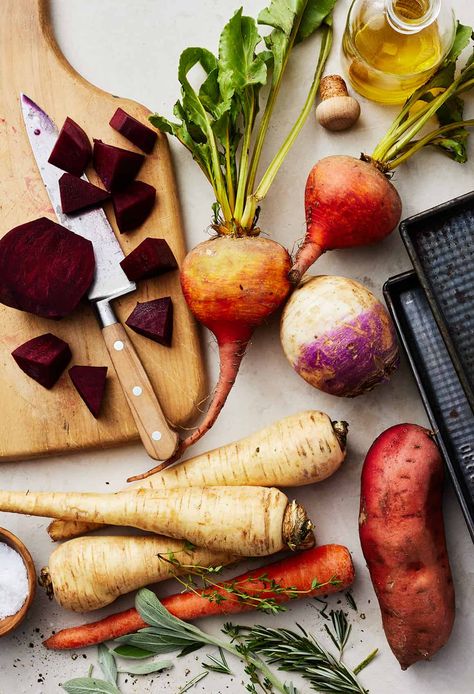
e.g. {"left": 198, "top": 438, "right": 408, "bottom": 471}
{"left": 0, "top": 0, "right": 206, "bottom": 461}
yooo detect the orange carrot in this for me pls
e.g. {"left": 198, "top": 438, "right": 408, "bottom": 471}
{"left": 44, "top": 544, "right": 354, "bottom": 651}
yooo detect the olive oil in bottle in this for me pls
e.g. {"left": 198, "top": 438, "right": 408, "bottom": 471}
{"left": 342, "top": 0, "right": 455, "bottom": 104}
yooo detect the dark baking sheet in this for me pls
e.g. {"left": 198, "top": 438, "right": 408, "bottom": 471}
{"left": 384, "top": 271, "right": 474, "bottom": 541}
{"left": 399, "top": 191, "right": 474, "bottom": 412}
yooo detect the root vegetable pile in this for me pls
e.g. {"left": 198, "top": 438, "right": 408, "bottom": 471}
{"left": 147, "top": 0, "right": 337, "bottom": 467}
{"left": 359, "top": 423, "right": 455, "bottom": 670}
{"left": 290, "top": 23, "right": 474, "bottom": 284}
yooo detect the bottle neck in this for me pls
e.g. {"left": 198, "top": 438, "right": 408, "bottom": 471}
{"left": 385, "top": 0, "right": 441, "bottom": 34}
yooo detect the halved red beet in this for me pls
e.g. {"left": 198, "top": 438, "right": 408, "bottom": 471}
{"left": 109, "top": 108, "right": 157, "bottom": 153}
{"left": 0, "top": 217, "right": 95, "bottom": 319}
{"left": 120, "top": 238, "right": 177, "bottom": 281}
{"left": 12, "top": 333, "right": 72, "bottom": 389}
{"left": 69, "top": 365, "right": 108, "bottom": 418}
{"left": 93, "top": 140, "right": 144, "bottom": 191}
{"left": 125, "top": 297, "right": 173, "bottom": 346}
{"left": 112, "top": 181, "right": 156, "bottom": 233}
{"left": 48, "top": 117, "right": 92, "bottom": 176}
{"left": 59, "top": 173, "right": 110, "bottom": 215}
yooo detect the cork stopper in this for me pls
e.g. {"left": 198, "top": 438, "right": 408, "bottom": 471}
{"left": 320, "top": 75, "right": 349, "bottom": 100}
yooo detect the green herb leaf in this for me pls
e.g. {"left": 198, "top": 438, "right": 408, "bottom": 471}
{"left": 446, "top": 22, "right": 472, "bottom": 63}
{"left": 178, "top": 671, "right": 209, "bottom": 692}
{"left": 296, "top": 0, "right": 338, "bottom": 42}
{"left": 61, "top": 678, "right": 120, "bottom": 694}
{"left": 98, "top": 644, "right": 117, "bottom": 685}
{"left": 117, "top": 659, "right": 173, "bottom": 675}
{"left": 110, "top": 645, "right": 156, "bottom": 660}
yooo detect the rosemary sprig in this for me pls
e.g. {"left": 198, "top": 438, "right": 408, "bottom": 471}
{"left": 158, "top": 551, "right": 340, "bottom": 615}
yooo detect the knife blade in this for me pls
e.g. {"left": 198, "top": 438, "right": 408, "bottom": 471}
{"left": 21, "top": 94, "right": 178, "bottom": 461}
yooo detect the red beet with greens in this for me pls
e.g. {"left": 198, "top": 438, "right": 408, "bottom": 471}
{"left": 59, "top": 174, "right": 109, "bottom": 215}
{"left": 120, "top": 238, "right": 177, "bottom": 281}
{"left": 109, "top": 108, "right": 157, "bottom": 153}
{"left": 112, "top": 181, "right": 156, "bottom": 232}
{"left": 12, "top": 333, "right": 72, "bottom": 389}
{"left": 48, "top": 117, "right": 91, "bottom": 177}
{"left": 93, "top": 140, "right": 144, "bottom": 191}
{"left": 0, "top": 217, "right": 95, "bottom": 319}
{"left": 125, "top": 298, "right": 173, "bottom": 346}
{"left": 69, "top": 366, "right": 108, "bottom": 418}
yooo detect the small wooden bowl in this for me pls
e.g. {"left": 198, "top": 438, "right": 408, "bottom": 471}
{"left": 0, "top": 527, "right": 36, "bottom": 637}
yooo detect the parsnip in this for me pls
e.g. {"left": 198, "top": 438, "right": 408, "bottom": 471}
{"left": 0, "top": 486, "right": 313, "bottom": 556}
{"left": 49, "top": 410, "right": 347, "bottom": 541}
{"left": 40, "top": 535, "right": 235, "bottom": 612}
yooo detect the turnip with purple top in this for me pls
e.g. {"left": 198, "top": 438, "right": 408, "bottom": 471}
{"left": 280, "top": 275, "right": 399, "bottom": 398}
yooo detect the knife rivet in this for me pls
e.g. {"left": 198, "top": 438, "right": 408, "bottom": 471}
{"left": 151, "top": 431, "right": 162, "bottom": 441}
{"left": 132, "top": 386, "right": 142, "bottom": 396}
{"left": 113, "top": 340, "right": 124, "bottom": 351}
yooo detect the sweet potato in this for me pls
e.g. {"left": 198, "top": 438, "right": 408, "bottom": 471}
{"left": 359, "top": 423, "right": 455, "bottom": 670}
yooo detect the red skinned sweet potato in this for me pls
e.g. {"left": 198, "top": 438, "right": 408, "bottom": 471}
{"left": 359, "top": 423, "right": 455, "bottom": 670}
{"left": 0, "top": 217, "right": 95, "bottom": 319}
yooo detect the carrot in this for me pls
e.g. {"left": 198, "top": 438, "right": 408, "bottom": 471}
{"left": 0, "top": 486, "right": 314, "bottom": 556}
{"left": 44, "top": 544, "right": 355, "bottom": 650}
{"left": 49, "top": 410, "right": 348, "bottom": 542}
{"left": 40, "top": 536, "right": 235, "bottom": 613}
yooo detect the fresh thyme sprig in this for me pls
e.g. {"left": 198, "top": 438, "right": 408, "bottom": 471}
{"left": 158, "top": 551, "right": 340, "bottom": 615}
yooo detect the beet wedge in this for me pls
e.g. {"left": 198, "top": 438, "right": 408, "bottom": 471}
{"left": 93, "top": 140, "right": 144, "bottom": 191}
{"left": 109, "top": 108, "right": 157, "bottom": 153}
{"left": 113, "top": 181, "right": 156, "bottom": 232}
{"left": 69, "top": 366, "right": 108, "bottom": 418}
{"left": 59, "top": 173, "right": 109, "bottom": 215}
{"left": 0, "top": 217, "right": 95, "bottom": 319}
{"left": 48, "top": 117, "right": 91, "bottom": 177}
{"left": 125, "top": 297, "right": 173, "bottom": 346}
{"left": 12, "top": 333, "right": 71, "bottom": 389}
{"left": 120, "top": 238, "right": 177, "bottom": 282}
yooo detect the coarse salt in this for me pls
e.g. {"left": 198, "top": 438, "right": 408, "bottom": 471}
{"left": 0, "top": 542, "right": 29, "bottom": 620}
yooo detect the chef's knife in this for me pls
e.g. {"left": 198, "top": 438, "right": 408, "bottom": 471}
{"left": 21, "top": 94, "right": 178, "bottom": 461}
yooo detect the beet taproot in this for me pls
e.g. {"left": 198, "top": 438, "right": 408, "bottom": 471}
{"left": 120, "top": 238, "right": 177, "bottom": 282}
{"left": 125, "top": 297, "right": 173, "bottom": 346}
{"left": 112, "top": 181, "right": 156, "bottom": 232}
{"left": 69, "top": 366, "right": 108, "bottom": 418}
{"left": 359, "top": 423, "right": 455, "bottom": 670}
{"left": 93, "top": 140, "right": 144, "bottom": 191}
{"left": 59, "top": 173, "right": 109, "bottom": 215}
{"left": 48, "top": 117, "right": 92, "bottom": 177}
{"left": 0, "top": 217, "right": 95, "bottom": 319}
{"left": 12, "top": 333, "right": 72, "bottom": 389}
{"left": 109, "top": 108, "right": 157, "bottom": 153}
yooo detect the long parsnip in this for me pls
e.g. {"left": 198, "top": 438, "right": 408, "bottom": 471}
{"left": 40, "top": 536, "right": 235, "bottom": 612}
{"left": 49, "top": 410, "right": 347, "bottom": 541}
{"left": 0, "top": 486, "right": 313, "bottom": 556}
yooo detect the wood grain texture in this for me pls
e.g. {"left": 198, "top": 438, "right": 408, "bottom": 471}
{"left": 0, "top": 0, "right": 205, "bottom": 460}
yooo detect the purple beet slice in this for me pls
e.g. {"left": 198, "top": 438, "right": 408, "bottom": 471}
{"left": 109, "top": 108, "right": 157, "bottom": 153}
{"left": 59, "top": 173, "right": 110, "bottom": 214}
{"left": 69, "top": 365, "right": 108, "bottom": 418}
{"left": 120, "top": 238, "right": 178, "bottom": 281}
{"left": 113, "top": 181, "right": 156, "bottom": 233}
{"left": 0, "top": 217, "right": 95, "bottom": 319}
{"left": 12, "top": 333, "right": 72, "bottom": 389}
{"left": 125, "top": 297, "right": 173, "bottom": 346}
{"left": 93, "top": 139, "right": 144, "bottom": 191}
{"left": 48, "top": 117, "right": 92, "bottom": 176}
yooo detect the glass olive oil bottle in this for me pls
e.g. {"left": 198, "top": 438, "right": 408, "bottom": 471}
{"left": 342, "top": 0, "right": 456, "bottom": 104}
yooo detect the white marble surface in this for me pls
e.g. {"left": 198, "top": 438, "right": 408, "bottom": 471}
{"left": 1, "top": 1, "right": 473, "bottom": 692}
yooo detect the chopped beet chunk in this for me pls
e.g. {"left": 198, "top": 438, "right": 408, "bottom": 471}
{"left": 48, "top": 117, "right": 91, "bottom": 176}
{"left": 12, "top": 333, "right": 72, "bottom": 389}
{"left": 112, "top": 181, "right": 156, "bottom": 232}
{"left": 109, "top": 108, "right": 157, "bottom": 153}
{"left": 125, "top": 297, "right": 173, "bottom": 346}
{"left": 69, "top": 365, "right": 108, "bottom": 418}
{"left": 93, "top": 140, "right": 144, "bottom": 191}
{"left": 59, "top": 173, "right": 110, "bottom": 215}
{"left": 120, "top": 238, "right": 177, "bottom": 281}
{"left": 0, "top": 217, "right": 95, "bottom": 319}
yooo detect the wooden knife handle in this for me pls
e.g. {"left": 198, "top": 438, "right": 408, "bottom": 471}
{"left": 102, "top": 323, "right": 179, "bottom": 460}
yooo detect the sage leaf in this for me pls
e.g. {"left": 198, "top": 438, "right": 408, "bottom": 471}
{"left": 111, "top": 645, "right": 156, "bottom": 660}
{"left": 98, "top": 644, "right": 117, "bottom": 685}
{"left": 61, "top": 678, "right": 120, "bottom": 694}
{"left": 117, "top": 659, "right": 173, "bottom": 675}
